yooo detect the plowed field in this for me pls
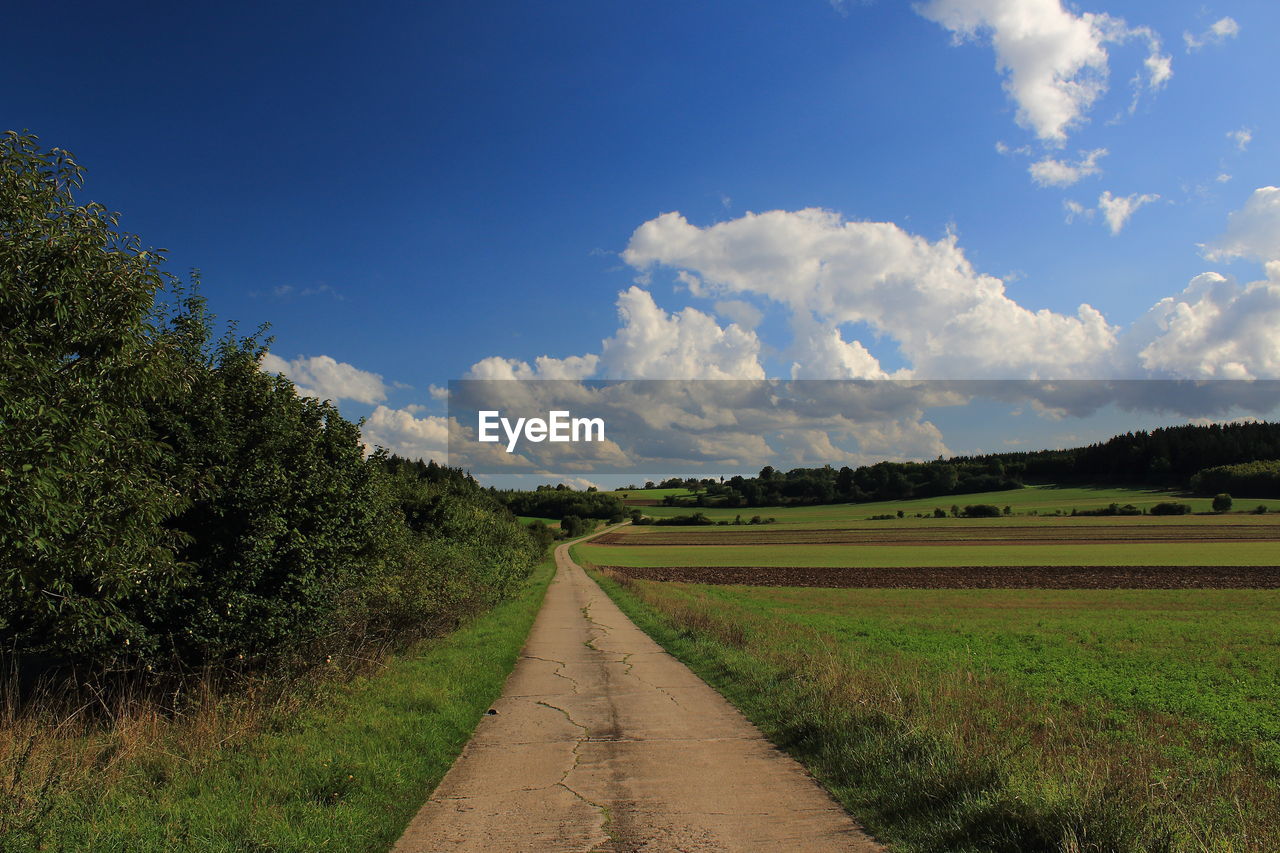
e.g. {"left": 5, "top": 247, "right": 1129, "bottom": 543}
{"left": 593, "top": 523, "right": 1280, "bottom": 547}
{"left": 605, "top": 564, "right": 1280, "bottom": 589}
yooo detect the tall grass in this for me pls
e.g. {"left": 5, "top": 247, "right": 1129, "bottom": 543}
{"left": 0, "top": 553, "right": 556, "bottom": 852}
{"left": 587, "top": 567, "right": 1279, "bottom": 852}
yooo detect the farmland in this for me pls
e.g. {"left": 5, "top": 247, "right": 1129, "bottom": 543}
{"left": 580, "top": 484, "right": 1280, "bottom": 851}
{"left": 635, "top": 484, "right": 1269, "bottom": 524}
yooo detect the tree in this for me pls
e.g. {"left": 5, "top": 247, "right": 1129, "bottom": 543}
{"left": 1, "top": 132, "right": 186, "bottom": 666}
{"left": 1212, "top": 493, "right": 1233, "bottom": 513}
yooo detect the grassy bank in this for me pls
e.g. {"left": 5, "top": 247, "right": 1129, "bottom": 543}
{"left": 3, "top": 553, "right": 556, "bottom": 852}
{"left": 584, "top": 565, "right": 1280, "bottom": 852}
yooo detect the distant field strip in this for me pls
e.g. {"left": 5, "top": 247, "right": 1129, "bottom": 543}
{"left": 576, "top": 541, "right": 1280, "bottom": 567}
{"left": 595, "top": 522, "right": 1280, "bottom": 546}
{"left": 605, "top": 564, "right": 1280, "bottom": 589}
{"left": 634, "top": 485, "right": 1280, "bottom": 526}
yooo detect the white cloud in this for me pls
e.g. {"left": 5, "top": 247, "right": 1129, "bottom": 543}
{"left": 361, "top": 406, "right": 450, "bottom": 462}
{"left": 622, "top": 208, "right": 1117, "bottom": 378}
{"left": 1136, "top": 265, "right": 1280, "bottom": 379}
{"left": 597, "top": 286, "right": 766, "bottom": 379}
{"left": 788, "top": 314, "right": 888, "bottom": 379}
{"left": 464, "top": 353, "right": 600, "bottom": 380}
{"left": 1228, "top": 128, "right": 1252, "bottom": 151}
{"left": 713, "top": 299, "right": 764, "bottom": 330}
{"left": 917, "top": 0, "right": 1169, "bottom": 144}
{"left": 1063, "top": 199, "right": 1093, "bottom": 223}
{"left": 260, "top": 353, "right": 387, "bottom": 404}
{"left": 1184, "top": 17, "right": 1239, "bottom": 51}
{"left": 1097, "top": 190, "right": 1159, "bottom": 235}
{"left": 1029, "top": 147, "right": 1107, "bottom": 187}
{"left": 1204, "top": 187, "right": 1280, "bottom": 262}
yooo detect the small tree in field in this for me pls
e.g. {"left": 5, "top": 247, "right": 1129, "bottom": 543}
{"left": 1212, "top": 493, "right": 1233, "bottom": 513}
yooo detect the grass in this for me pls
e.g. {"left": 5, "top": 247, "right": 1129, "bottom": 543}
{"left": 638, "top": 484, "right": 1277, "bottom": 526}
{"left": 608, "top": 488, "right": 695, "bottom": 500}
{"left": 586, "top": 567, "right": 1280, "bottom": 852}
{"left": 515, "top": 515, "right": 560, "bottom": 527}
{"left": 576, "top": 541, "right": 1280, "bottom": 567}
{"left": 3, "top": 553, "right": 556, "bottom": 852}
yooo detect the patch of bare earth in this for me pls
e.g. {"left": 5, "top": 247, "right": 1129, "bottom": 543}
{"left": 604, "top": 565, "right": 1280, "bottom": 589}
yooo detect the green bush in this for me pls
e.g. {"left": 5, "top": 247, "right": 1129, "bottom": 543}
{"left": 1, "top": 132, "right": 185, "bottom": 667}
{"left": 1, "top": 133, "right": 543, "bottom": 681}
{"left": 1190, "top": 460, "right": 1280, "bottom": 498}
{"left": 1149, "top": 502, "right": 1192, "bottom": 516}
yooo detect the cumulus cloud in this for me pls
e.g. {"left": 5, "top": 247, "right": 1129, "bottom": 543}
{"left": 1184, "top": 17, "right": 1239, "bottom": 51}
{"left": 1136, "top": 265, "right": 1280, "bottom": 379}
{"left": 360, "top": 405, "right": 450, "bottom": 462}
{"left": 1029, "top": 148, "right": 1107, "bottom": 187}
{"left": 917, "top": 0, "right": 1170, "bottom": 144}
{"left": 713, "top": 299, "right": 764, "bottom": 330}
{"left": 1203, "top": 187, "right": 1280, "bottom": 262}
{"left": 597, "top": 286, "right": 765, "bottom": 379}
{"left": 260, "top": 353, "right": 388, "bottom": 404}
{"left": 788, "top": 314, "right": 889, "bottom": 379}
{"left": 623, "top": 208, "right": 1117, "bottom": 378}
{"left": 465, "top": 353, "right": 600, "bottom": 380}
{"left": 1097, "top": 190, "right": 1160, "bottom": 235}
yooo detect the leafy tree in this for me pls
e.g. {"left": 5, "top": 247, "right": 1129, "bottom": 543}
{"left": 1, "top": 132, "right": 186, "bottom": 666}
{"left": 1212, "top": 493, "right": 1233, "bottom": 513}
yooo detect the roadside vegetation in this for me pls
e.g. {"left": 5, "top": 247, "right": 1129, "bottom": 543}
{"left": 0, "top": 554, "right": 556, "bottom": 852}
{"left": 1, "top": 133, "right": 547, "bottom": 847}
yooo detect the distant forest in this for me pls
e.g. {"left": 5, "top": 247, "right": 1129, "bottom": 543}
{"left": 629, "top": 421, "right": 1280, "bottom": 508}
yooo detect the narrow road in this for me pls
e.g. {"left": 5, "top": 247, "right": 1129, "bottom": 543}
{"left": 393, "top": 530, "right": 883, "bottom": 852}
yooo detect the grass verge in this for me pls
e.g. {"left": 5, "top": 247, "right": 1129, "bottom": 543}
{"left": 3, "top": 553, "right": 556, "bottom": 853}
{"left": 582, "top": 562, "right": 1279, "bottom": 852}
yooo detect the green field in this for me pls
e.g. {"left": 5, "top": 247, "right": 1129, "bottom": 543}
{"left": 608, "top": 487, "right": 696, "bottom": 501}
{"left": 577, "top": 541, "right": 1280, "bottom": 567}
{"left": 590, "top": 570, "right": 1280, "bottom": 851}
{"left": 515, "top": 515, "right": 560, "bottom": 527}
{"left": 583, "top": 483, "right": 1280, "bottom": 851}
{"left": 635, "top": 484, "right": 1276, "bottom": 526}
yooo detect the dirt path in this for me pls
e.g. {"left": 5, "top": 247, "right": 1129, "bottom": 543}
{"left": 392, "top": 531, "right": 883, "bottom": 852}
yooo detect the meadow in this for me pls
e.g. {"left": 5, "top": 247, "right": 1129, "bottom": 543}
{"left": 580, "top": 484, "right": 1280, "bottom": 851}
{"left": 633, "top": 484, "right": 1269, "bottom": 526}
{"left": 578, "top": 541, "right": 1279, "bottom": 568}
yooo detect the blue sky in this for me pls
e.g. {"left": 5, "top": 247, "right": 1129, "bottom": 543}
{"left": 6, "top": 1, "right": 1278, "bottom": 477}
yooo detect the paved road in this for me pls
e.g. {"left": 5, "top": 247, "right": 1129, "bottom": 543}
{"left": 393, "top": 531, "right": 884, "bottom": 852}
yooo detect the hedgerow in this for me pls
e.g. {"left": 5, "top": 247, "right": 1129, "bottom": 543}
{"left": 1, "top": 131, "right": 539, "bottom": 683}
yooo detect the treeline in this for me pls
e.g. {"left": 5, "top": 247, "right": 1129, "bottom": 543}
{"left": 658, "top": 421, "right": 1280, "bottom": 508}
{"left": 0, "top": 133, "right": 541, "bottom": 683}
{"left": 973, "top": 421, "right": 1280, "bottom": 488}
{"left": 674, "top": 461, "right": 1022, "bottom": 508}
{"left": 499, "top": 488, "right": 625, "bottom": 524}
{"left": 1189, "top": 460, "right": 1280, "bottom": 498}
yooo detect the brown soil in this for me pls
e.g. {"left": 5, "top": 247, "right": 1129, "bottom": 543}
{"left": 604, "top": 564, "right": 1280, "bottom": 589}
{"left": 594, "top": 524, "right": 1280, "bottom": 547}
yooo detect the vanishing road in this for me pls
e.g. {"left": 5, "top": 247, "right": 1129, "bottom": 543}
{"left": 393, "top": 530, "right": 884, "bottom": 852}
